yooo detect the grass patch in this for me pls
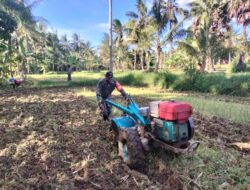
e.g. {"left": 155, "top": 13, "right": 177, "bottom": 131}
{"left": 176, "top": 96, "right": 250, "bottom": 124}
{"left": 158, "top": 143, "right": 250, "bottom": 189}
{"left": 25, "top": 71, "right": 250, "bottom": 97}
{"left": 76, "top": 87, "right": 250, "bottom": 124}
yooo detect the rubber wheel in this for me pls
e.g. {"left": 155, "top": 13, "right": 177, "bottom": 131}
{"left": 110, "top": 121, "right": 119, "bottom": 144}
{"left": 188, "top": 120, "right": 195, "bottom": 140}
{"left": 118, "top": 128, "right": 145, "bottom": 170}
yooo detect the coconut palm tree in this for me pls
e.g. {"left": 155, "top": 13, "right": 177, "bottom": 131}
{"left": 164, "top": 0, "right": 188, "bottom": 53}
{"left": 124, "top": 19, "right": 139, "bottom": 70}
{"left": 113, "top": 19, "right": 124, "bottom": 70}
{"left": 99, "top": 33, "right": 110, "bottom": 68}
{"left": 125, "top": 0, "right": 152, "bottom": 71}
{"left": 178, "top": 28, "right": 231, "bottom": 71}
{"left": 228, "top": 0, "right": 250, "bottom": 47}
{"left": 83, "top": 41, "right": 96, "bottom": 70}
{"left": 46, "top": 32, "right": 61, "bottom": 72}
{"left": 71, "top": 33, "right": 86, "bottom": 67}
{"left": 151, "top": 0, "right": 168, "bottom": 71}
{"left": 189, "top": 0, "right": 229, "bottom": 71}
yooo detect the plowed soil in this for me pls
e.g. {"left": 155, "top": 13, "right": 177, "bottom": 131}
{"left": 0, "top": 87, "right": 249, "bottom": 189}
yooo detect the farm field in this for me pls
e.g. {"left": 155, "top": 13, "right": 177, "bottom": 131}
{"left": 0, "top": 86, "right": 249, "bottom": 189}
{"left": 1, "top": 0, "right": 250, "bottom": 189}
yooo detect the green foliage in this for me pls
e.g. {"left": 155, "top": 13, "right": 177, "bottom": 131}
{"left": 0, "top": 10, "right": 17, "bottom": 40}
{"left": 228, "top": 55, "right": 246, "bottom": 73}
{"left": 154, "top": 71, "right": 177, "bottom": 88}
{"left": 227, "top": 56, "right": 238, "bottom": 73}
{"left": 173, "top": 73, "right": 250, "bottom": 96}
{"left": 25, "top": 71, "right": 250, "bottom": 97}
{"left": 117, "top": 73, "right": 148, "bottom": 87}
{"left": 165, "top": 51, "right": 189, "bottom": 69}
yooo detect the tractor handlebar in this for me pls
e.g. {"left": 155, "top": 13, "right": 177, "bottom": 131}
{"left": 105, "top": 95, "right": 147, "bottom": 126}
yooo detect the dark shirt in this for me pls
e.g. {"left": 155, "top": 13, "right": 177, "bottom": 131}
{"left": 68, "top": 67, "right": 72, "bottom": 74}
{"left": 96, "top": 78, "right": 127, "bottom": 101}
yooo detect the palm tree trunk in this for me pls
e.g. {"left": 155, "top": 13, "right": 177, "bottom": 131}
{"left": 206, "top": 56, "right": 215, "bottom": 72}
{"left": 169, "top": 42, "right": 173, "bottom": 57}
{"left": 155, "top": 37, "right": 161, "bottom": 72}
{"left": 109, "top": 0, "right": 113, "bottom": 71}
{"left": 140, "top": 50, "right": 144, "bottom": 71}
{"left": 8, "top": 38, "right": 12, "bottom": 73}
{"left": 242, "top": 25, "right": 247, "bottom": 49}
{"left": 169, "top": 22, "right": 173, "bottom": 56}
{"left": 162, "top": 52, "right": 166, "bottom": 70}
{"left": 146, "top": 51, "right": 150, "bottom": 71}
{"left": 134, "top": 51, "right": 137, "bottom": 70}
{"left": 27, "top": 62, "right": 30, "bottom": 74}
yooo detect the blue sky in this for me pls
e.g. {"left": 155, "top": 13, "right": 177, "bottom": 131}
{"left": 32, "top": 0, "right": 247, "bottom": 48}
{"left": 32, "top": 0, "right": 139, "bottom": 47}
{"left": 32, "top": 0, "right": 192, "bottom": 48}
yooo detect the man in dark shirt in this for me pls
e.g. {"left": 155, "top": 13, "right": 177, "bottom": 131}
{"left": 67, "top": 65, "right": 72, "bottom": 81}
{"left": 96, "top": 71, "right": 128, "bottom": 120}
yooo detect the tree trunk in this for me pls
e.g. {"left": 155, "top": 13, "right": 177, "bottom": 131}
{"left": 169, "top": 42, "right": 173, "bottom": 57}
{"left": 199, "top": 62, "right": 206, "bottom": 72}
{"left": 199, "top": 56, "right": 206, "bottom": 72}
{"left": 119, "top": 50, "right": 124, "bottom": 71}
{"left": 134, "top": 51, "right": 137, "bottom": 70}
{"left": 162, "top": 52, "right": 165, "bottom": 70}
{"left": 146, "top": 51, "right": 150, "bottom": 71}
{"left": 155, "top": 37, "right": 161, "bottom": 72}
{"left": 140, "top": 50, "right": 144, "bottom": 71}
{"left": 242, "top": 25, "right": 247, "bottom": 49}
{"left": 109, "top": 0, "right": 113, "bottom": 71}
{"left": 169, "top": 22, "right": 173, "bottom": 57}
{"left": 205, "top": 48, "right": 215, "bottom": 72}
{"left": 8, "top": 38, "right": 12, "bottom": 73}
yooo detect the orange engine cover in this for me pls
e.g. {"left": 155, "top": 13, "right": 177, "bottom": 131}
{"left": 159, "top": 101, "right": 192, "bottom": 123}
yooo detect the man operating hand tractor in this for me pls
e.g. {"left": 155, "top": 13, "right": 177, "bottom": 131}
{"left": 96, "top": 71, "right": 128, "bottom": 121}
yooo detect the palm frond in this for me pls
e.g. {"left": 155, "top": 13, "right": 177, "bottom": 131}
{"left": 126, "top": 11, "right": 138, "bottom": 19}
{"left": 136, "top": 0, "right": 147, "bottom": 17}
{"left": 178, "top": 41, "right": 199, "bottom": 56}
{"left": 163, "top": 16, "right": 186, "bottom": 45}
{"left": 173, "top": 29, "right": 187, "bottom": 39}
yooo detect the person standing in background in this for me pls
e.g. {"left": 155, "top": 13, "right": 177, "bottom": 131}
{"left": 67, "top": 65, "right": 72, "bottom": 81}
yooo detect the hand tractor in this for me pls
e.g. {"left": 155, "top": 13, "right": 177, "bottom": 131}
{"left": 105, "top": 96, "right": 200, "bottom": 169}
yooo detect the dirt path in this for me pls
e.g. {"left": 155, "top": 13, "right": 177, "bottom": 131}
{"left": 0, "top": 88, "right": 249, "bottom": 189}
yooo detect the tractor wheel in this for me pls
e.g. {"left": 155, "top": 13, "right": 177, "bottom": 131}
{"left": 188, "top": 119, "right": 195, "bottom": 140}
{"left": 118, "top": 128, "right": 145, "bottom": 170}
{"left": 110, "top": 121, "right": 119, "bottom": 144}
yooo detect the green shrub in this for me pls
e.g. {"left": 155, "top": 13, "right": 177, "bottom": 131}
{"left": 25, "top": 71, "right": 250, "bottom": 97}
{"left": 158, "top": 72, "right": 250, "bottom": 96}
{"left": 228, "top": 55, "right": 247, "bottom": 73}
{"left": 154, "top": 72, "right": 178, "bottom": 88}
{"left": 117, "top": 73, "right": 148, "bottom": 87}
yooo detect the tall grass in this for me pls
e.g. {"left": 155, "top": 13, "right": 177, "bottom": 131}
{"left": 24, "top": 71, "right": 250, "bottom": 97}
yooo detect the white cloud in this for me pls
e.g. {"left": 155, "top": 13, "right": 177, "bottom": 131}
{"left": 47, "top": 26, "right": 88, "bottom": 39}
{"left": 145, "top": 0, "right": 153, "bottom": 10}
{"left": 183, "top": 18, "right": 193, "bottom": 29}
{"left": 145, "top": 0, "right": 192, "bottom": 11}
{"left": 96, "top": 23, "right": 109, "bottom": 31}
{"left": 176, "top": 0, "right": 193, "bottom": 6}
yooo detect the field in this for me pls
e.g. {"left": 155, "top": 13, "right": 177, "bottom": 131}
{"left": 0, "top": 72, "right": 249, "bottom": 189}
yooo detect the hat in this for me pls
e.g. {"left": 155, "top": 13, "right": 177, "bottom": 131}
{"left": 105, "top": 71, "right": 113, "bottom": 78}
